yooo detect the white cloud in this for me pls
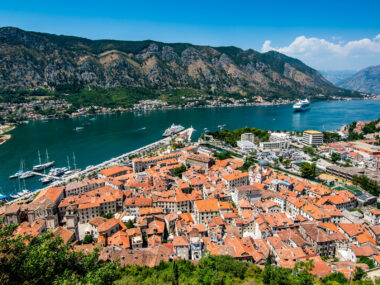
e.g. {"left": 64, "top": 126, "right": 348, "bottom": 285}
{"left": 261, "top": 34, "right": 380, "bottom": 70}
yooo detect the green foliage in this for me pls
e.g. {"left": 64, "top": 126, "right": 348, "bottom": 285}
{"left": 238, "top": 156, "right": 255, "bottom": 172}
{"left": 353, "top": 267, "right": 367, "bottom": 281}
{"left": 208, "top": 127, "right": 269, "bottom": 147}
{"left": 331, "top": 152, "right": 341, "bottom": 163}
{"left": 357, "top": 256, "right": 375, "bottom": 269}
{"left": 323, "top": 131, "right": 342, "bottom": 143}
{"left": 83, "top": 234, "right": 93, "bottom": 244}
{"left": 124, "top": 220, "right": 135, "bottom": 229}
{"left": 213, "top": 151, "right": 233, "bottom": 160}
{"left": 103, "top": 213, "right": 114, "bottom": 219}
{"left": 352, "top": 175, "right": 380, "bottom": 197}
{"left": 303, "top": 146, "right": 315, "bottom": 156}
{"left": 300, "top": 162, "right": 317, "bottom": 179}
{"left": 0, "top": 222, "right": 121, "bottom": 285}
{"left": 348, "top": 131, "right": 365, "bottom": 141}
{"left": 173, "top": 165, "right": 187, "bottom": 178}
{"left": 321, "top": 272, "right": 348, "bottom": 284}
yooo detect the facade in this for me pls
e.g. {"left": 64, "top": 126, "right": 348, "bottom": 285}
{"left": 303, "top": 130, "right": 323, "bottom": 146}
{"left": 259, "top": 141, "right": 288, "bottom": 151}
{"left": 237, "top": 140, "right": 255, "bottom": 152}
{"left": 241, "top": 133, "right": 255, "bottom": 143}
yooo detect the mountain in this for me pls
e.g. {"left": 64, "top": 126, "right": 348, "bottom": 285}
{"left": 337, "top": 65, "right": 380, "bottom": 95}
{"left": 319, "top": 70, "right": 357, "bottom": 84}
{"left": 0, "top": 27, "right": 357, "bottom": 101}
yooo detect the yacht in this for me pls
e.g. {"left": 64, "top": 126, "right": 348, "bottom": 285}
{"left": 40, "top": 176, "right": 54, "bottom": 184}
{"left": 10, "top": 194, "right": 20, "bottom": 199}
{"left": 33, "top": 150, "right": 55, "bottom": 171}
{"left": 49, "top": 167, "right": 67, "bottom": 177}
{"left": 19, "top": 171, "right": 35, "bottom": 180}
{"left": 293, "top": 99, "right": 310, "bottom": 112}
{"left": 162, "top": 124, "right": 185, "bottom": 137}
{"left": 9, "top": 170, "right": 24, "bottom": 179}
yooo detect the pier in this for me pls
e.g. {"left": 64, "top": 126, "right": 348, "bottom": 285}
{"left": 29, "top": 171, "right": 60, "bottom": 180}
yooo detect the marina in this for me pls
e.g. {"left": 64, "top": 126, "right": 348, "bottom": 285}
{"left": 1, "top": 99, "right": 380, "bottom": 197}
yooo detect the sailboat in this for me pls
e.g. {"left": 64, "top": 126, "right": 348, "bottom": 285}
{"left": 9, "top": 160, "right": 25, "bottom": 179}
{"left": 33, "top": 150, "right": 55, "bottom": 171}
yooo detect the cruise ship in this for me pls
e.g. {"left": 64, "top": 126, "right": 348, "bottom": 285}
{"left": 162, "top": 124, "right": 184, "bottom": 137}
{"left": 293, "top": 99, "right": 310, "bottom": 112}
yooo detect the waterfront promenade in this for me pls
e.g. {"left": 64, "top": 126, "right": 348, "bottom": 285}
{"left": 7, "top": 127, "right": 194, "bottom": 204}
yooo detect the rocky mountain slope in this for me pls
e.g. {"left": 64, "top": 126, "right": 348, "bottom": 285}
{"left": 0, "top": 27, "right": 357, "bottom": 99}
{"left": 337, "top": 65, "right": 380, "bottom": 95}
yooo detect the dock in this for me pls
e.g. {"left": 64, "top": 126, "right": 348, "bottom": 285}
{"left": 29, "top": 171, "right": 60, "bottom": 180}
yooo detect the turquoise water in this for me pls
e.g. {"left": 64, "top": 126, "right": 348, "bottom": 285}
{"left": 1, "top": 99, "right": 380, "bottom": 196}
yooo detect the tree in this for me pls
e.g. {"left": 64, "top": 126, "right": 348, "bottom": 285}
{"left": 104, "top": 213, "right": 114, "bottom": 219}
{"left": 322, "top": 272, "right": 348, "bottom": 284}
{"left": 300, "top": 162, "right": 317, "bottom": 179}
{"left": 83, "top": 234, "right": 93, "bottom": 244}
{"left": 125, "top": 220, "right": 135, "bottom": 229}
{"left": 353, "top": 267, "right": 367, "bottom": 281}
{"left": 173, "top": 165, "right": 187, "bottom": 177}
{"left": 331, "top": 152, "right": 341, "bottom": 163}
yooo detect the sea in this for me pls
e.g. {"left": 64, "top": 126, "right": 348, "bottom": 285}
{"left": 1, "top": 99, "right": 380, "bottom": 196}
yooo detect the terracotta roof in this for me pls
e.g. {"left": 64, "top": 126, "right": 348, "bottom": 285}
{"left": 53, "top": 226, "right": 74, "bottom": 244}
{"left": 195, "top": 199, "right": 219, "bottom": 212}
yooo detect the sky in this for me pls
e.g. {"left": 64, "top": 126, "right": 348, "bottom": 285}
{"left": 0, "top": 0, "right": 379, "bottom": 71}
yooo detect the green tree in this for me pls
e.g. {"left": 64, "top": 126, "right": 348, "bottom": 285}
{"left": 301, "top": 162, "right": 317, "bottom": 179}
{"left": 83, "top": 234, "right": 93, "bottom": 244}
{"left": 103, "top": 213, "right": 114, "bottom": 219}
{"left": 353, "top": 267, "right": 367, "bottom": 281}
{"left": 331, "top": 152, "right": 341, "bottom": 163}
{"left": 125, "top": 220, "right": 135, "bottom": 229}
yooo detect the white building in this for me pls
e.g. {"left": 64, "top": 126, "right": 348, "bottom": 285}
{"left": 241, "top": 133, "right": 255, "bottom": 143}
{"left": 259, "top": 141, "right": 288, "bottom": 151}
{"left": 303, "top": 130, "right": 323, "bottom": 146}
{"left": 237, "top": 140, "right": 255, "bottom": 152}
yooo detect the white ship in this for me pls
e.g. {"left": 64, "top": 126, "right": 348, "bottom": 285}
{"left": 293, "top": 99, "right": 310, "bottom": 112}
{"left": 162, "top": 124, "right": 185, "bottom": 137}
{"left": 33, "top": 150, "right": 55, "bottom": 171}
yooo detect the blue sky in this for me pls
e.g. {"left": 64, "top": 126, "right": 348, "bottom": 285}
{"left": 0, "top": 0, "right": 379, "bottom": 70}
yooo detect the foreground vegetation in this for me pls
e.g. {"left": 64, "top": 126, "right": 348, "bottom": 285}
{"left": 0, "top": 221, "right": 377, "bottom": 285}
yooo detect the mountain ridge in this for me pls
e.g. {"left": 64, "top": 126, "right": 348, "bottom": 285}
{"left": 0, "top": 27, "right": 358, "bottom": 100}
{"left": 337, "top": 65, "right": 380, "bottom": 95}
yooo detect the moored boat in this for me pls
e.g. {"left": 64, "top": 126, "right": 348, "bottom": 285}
{"left": 162, "top": 124, "right": 184, "bottom": 137}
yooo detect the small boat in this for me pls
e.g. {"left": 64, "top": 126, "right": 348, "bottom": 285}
{"left": 48, "top": 167, "right": 67, "bottom": 176}
{"left": 19, "top": 171, "right": 35, "bottom": 180}
{"left": 89, "top": 118, "right": 96, "bottom": 121}
{"left": 9, "top": 170, "right": 24, "bottom": 179}
{"left": 10, "top": 194, "right": 20, "bottom": 199}
{"left": 74, "top": 126, "right": 84, "bottom": 131}
{"left": 40, "top": 176, "right": 54, "bottom": 184}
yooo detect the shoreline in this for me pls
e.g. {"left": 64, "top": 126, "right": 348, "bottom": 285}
{"left": 0, "top": 125, "right": 15, "bottom": 145}
{"left": 7, "top": 96, "right": 379, "bottom": 126}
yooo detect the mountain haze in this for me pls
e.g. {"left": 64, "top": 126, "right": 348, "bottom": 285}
{"left": 0, "top": 27, "right": 357, "bottom": 100}
{"left": 337, "top": 65, "right": 380, "bottom": 95}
